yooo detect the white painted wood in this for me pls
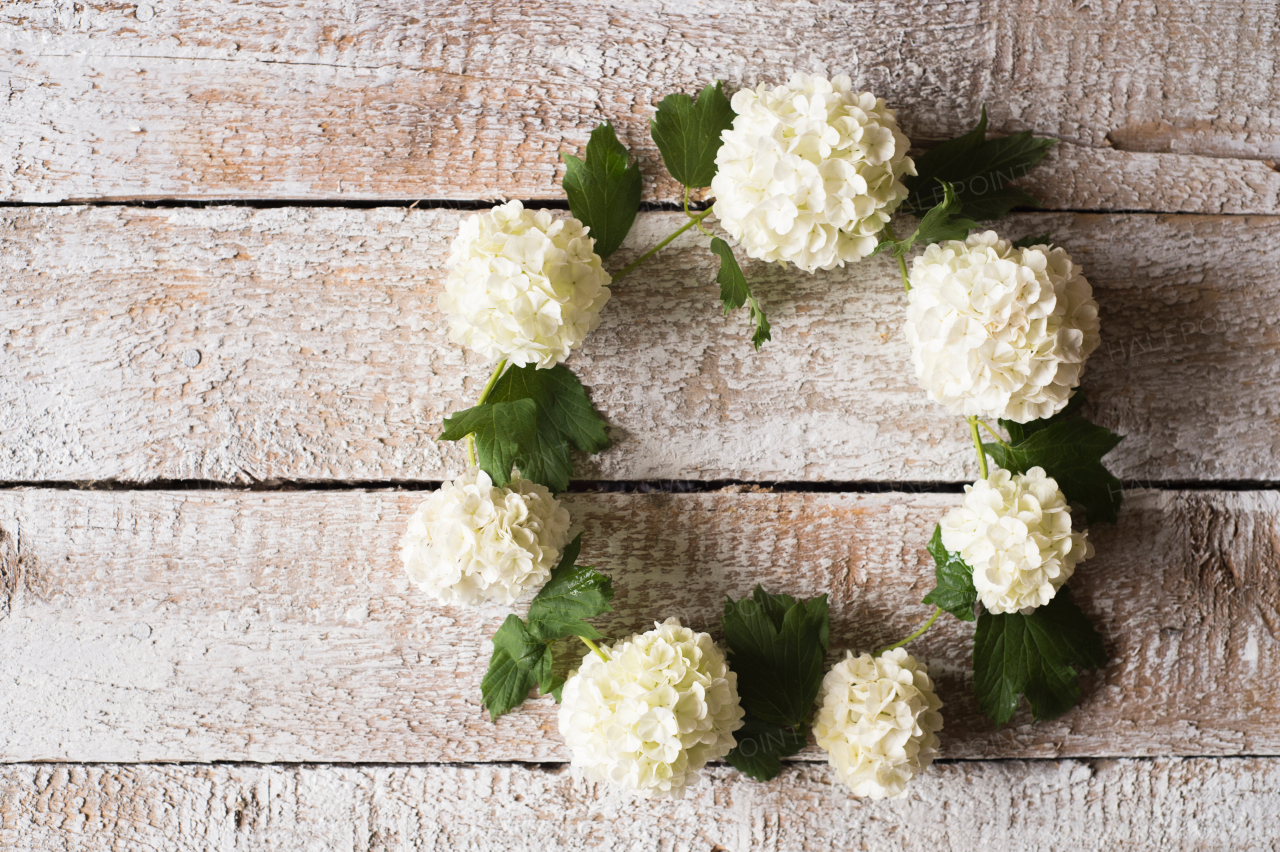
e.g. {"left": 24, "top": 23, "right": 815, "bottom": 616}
{"left": 2, "top": 758, "right": 1277, "bottom": 851}
{"left": 1, "top": 488, "right": 1276, "bottom": 763}
{"left": 3, "top": 0, "right": 1279, "bottom": 208}
{"left": 1, "top": 207, "right": 1274, "bottom": 484}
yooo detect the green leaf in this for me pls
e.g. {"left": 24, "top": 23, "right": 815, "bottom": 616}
{"left": 725, "top": 717, "right": 808, "bottom": 782}
{"left": 481, "top": 615, "right": 550, "bottom": 720}
{"left": 722, "top": 587, "right": 830, "bottom": 728}
{"left": 486, "top": 364, "right": 610, "bottom": 492}
{"left": 984, "top": 407, "right": 1125, "bottom": 524}
{"left": 921, "top": 524, "right": 977, "bottom": 621}
{"left": 710, "top": 237, "right": 772, "bottom": 350}
{"left": 650, "top": 81, "right": 736, "bottom": 189}
{"left": 873, "top": 181, "right": 978, "bottom": 259}
{"left": 562, "top": 123, "right": 642, "bottom": 258}
{"left": 439, "top": 399, "right": 538, "bottom": 488}
{"left": 972, "top": 587, "right": 1107, "bottom": 726}
{"left": 904, "top": 106, "right": 1056, "bottom": 220}
{"left": 1011, "top": 233, "right": 1054, "bottom": 250}
{"left": 1000, "top": 391, "right": 1085, "bottom": 445}
{"left": 527, "top": 534, "right": 615, "bottom": 642}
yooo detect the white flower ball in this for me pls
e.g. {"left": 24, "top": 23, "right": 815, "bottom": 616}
{"left": 439, "top": 200, "right": 612, "bottom": 369}
{"left": 814, "top": 648, "right": 943, "bottom": 799}
{"left": 557, "top": 618, "right": 745, "bottom": 798}
{"left": 940, "top": 466, "right": 1093, "bottom": 614}
{"left": 904, "top": 231, "right": 1101, "bottom": 423}
{"left": 400, "top": 466, "right": 572, "bottom": 606}
{"left": 710, "top": 72, "right": 915, "bottom": 273}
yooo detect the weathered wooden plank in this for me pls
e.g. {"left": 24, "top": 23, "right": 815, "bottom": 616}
{"left": 2, "top": 207, "right": 1276, "bottom": 484}
{"left": 2, "top": 758, "right": 1277, "bottom": 851}
{"left": 1, "top": 488, "right": 1276, "bottom": 762}
{"left": 3, "top": 0, "right": 1279, "bottom": 209}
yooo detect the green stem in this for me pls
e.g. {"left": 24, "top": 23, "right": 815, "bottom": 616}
{"left": 976, "top": 418, "right": 1010, "bottom": 449}
{"left": 876, "top": 607, "right": 941, "bottom": 655}
{"left": 882, "top": 221, "right": 911, "bottom": 292}
{"left": 611, "top": 209, "right": 713, "bottom": 284}
{"left": 465, "top": 359, "right": 508, "bottom": 468}
{"left": 684, "top": 186, "right": 715, "bottom": 238}
{"left": 968, "top": 416, "right": 989, "bottom": 479}
{"left": 580, "top": 635, "right": 610, "bottom": 662}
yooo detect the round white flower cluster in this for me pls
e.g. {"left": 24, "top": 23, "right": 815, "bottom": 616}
{"left": 439, "top": 200, "right": 612, "bottom": 369}
{"left": 940, "top": 467, "right": 1092, "bottom": 614}
{"left": 557, "top": 618, "right": 745, "bottom": 798}
{"left": 813, "top": 648, "right": 943, "bottom": 799}
{"left": 400, "top": 466, "right": 572, "bottom": 606}
{"left": 904, "top": 231, "right": 1100, "bottom": 423}
{"left": 710, "top": 72, "right": 914, "bottom": 273}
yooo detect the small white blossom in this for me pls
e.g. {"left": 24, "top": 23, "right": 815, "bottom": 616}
{"left": 710, "top": 72, "right": 914, "bottom": 273}
{"left": 813, "top": 648, "right": 943, "bottom": 799}
{"left": 400, "top": 466, "right": 572, "bottom": 606}
{"left": 904, "top": 231, "right": 1101, "bottom": 423}
{"left": 557, "top": 618, "right": 745, "bottom": 798}
{"left": 941, "top": 466, "right": 1092, "bottom": 614}
{"left": 440, "top": 200, "right": 612, "bottom": 369}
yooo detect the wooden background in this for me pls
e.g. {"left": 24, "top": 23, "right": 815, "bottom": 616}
{"left": 2, "top": 1, "right": 1279, "bottom": 848}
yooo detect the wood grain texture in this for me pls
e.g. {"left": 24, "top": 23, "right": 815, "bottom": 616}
{"left": 1, "top": 488, "right": 1276, "bottom": 763}
{"left": 3, "top": 207, "right": 1277, "bottom": 484}
{"left": 4, "top": 0, "right": 1279, "bottom": 208}
{"left": 3, "top": 758, "right": 1278, "bottom": 851}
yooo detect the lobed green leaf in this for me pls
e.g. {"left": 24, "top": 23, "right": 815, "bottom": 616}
{"left": 562, "top": 123, "right": 642, "bottom": 259}
{"left": 527, "top": 535, "right": 615, "bottom": 643}
{"left": 439, "top": 399, "right": 538, "bottom": 488}
{"left": 650, "top": 82, "right": 736, "bottom": 189}
{"left": 724, "top": 717, "right": 808, "bottom": 782}
{"left": 921, "top": 524, "right": 978, "bottom": 621}
{"left": 710, "top": 237, "right": 772, "bottom": 350}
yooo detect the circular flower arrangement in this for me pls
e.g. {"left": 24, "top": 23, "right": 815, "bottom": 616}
{"left": 411, "top": 71, "right": 1120, "bottom": 803}
{"left": 813, "top": 649, "right": 944, "bottom": 799}
{"left": 401, "top": 466, "right": 571, "bottom": 606}
{"left": 440, "top": 200, "right": 612, "bottom": 369}
{"left": 904, "top": 230, "right": 1101, "bottom": 423}
{"left": 711, "top": 72, "right": 915, "bottom": 272}
{"left": 557, "top": 619, "right": 745, "bottom": 798}
{"left": 941, "top": 467, "right": 1092, "bottom": 614}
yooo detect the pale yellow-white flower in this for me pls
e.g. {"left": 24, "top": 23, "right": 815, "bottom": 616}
{"left": 940, "top": 466, "right": 1092, "bottom": 614}
{"left": 711, "top": 72, "right": 914, "bottom": 273}
{"left": 904, "top": 231, "right": 1100, "bottom": 423}
{"left": 400, "top": 466, "right": 572, "bottom": 606}
{"left": 557, "top": 618, "right": 745, "bottom": 798}
{"left": 440, "top": 200, "right": 612, "bottom": 369}
{"left": 813, "top": 648, "right": 943, "bottom": 799}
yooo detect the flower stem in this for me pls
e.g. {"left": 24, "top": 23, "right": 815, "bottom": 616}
{"left": 967, "top": 416, "right": 989, "bottom": 479}
{"left": 684, "top": 186, "right": 716, "bottom": 238}
{"left": 465, "top": 359, "right": 508, "bottom": 468}
{"left": 976, "top": 418, "right": 1010, "bottom": 449}
{"left": 611, "top": 210, "right": 714, "bottom": 284}
{"left": 876, "top": 607, "right": 941, "bottom": 655}
{"left": 580, "top": 635, "right": 610, "bottom": 662}
{"left": 882, "top": 222, "right": 911, "bottom": 292}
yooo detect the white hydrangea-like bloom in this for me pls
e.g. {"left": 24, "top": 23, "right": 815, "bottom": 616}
{"left": 710, "top": 72, "right": 915, "bottom": 273}
{"left": 814, "top": 648, "right": 944, "bottom": 800}
{"left": 940, "top": 467, "right": 1093, "bottom": 614}
{"left": 439, "top": 200, "right": 612, "bottom": 369}
{"left": 557, "top": 618, "right": 745, "bottom": 798}
{"left": 400, "top": 466, "right": 572, "bottom": 606}
{"left": 904, "top": 231, "right": 1101, "bottom": 423}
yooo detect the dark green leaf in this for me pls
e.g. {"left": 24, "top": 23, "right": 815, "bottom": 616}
{"left": 725, "top": 717, "right": 808, "bottom": 782}
{"left": 873, "top": 181, "right": 978, "bottom": 259}
{"left": 527, "top": 535, "right": 615, "bottom": 642}
{"left": 439, "top": 399, "right": 538, "bottom": 488}
{"left": 904, "top": 106, "right": 1056, "bottom": 220}
{"left": 486, "top": 364, "right": 610, "bottom": 492}
{"left": 984, "top": 412, "right": 1125, "bottom": 524}
{"left": 999, "top": 391, "right": 1086, "bottom": 445}
{"left": 562, "top": 123, "right": 642, "bottom": 258}
{"left": 481, "top": 615, "right": 549, "bottom": 720}
{"left": 1011, "top": 233, "right": 1054, "bottom": 250}
{"left": 921, "top": 524, "right": 977, "bottom": 621}
{"left": 973, "top": 587, "right": 1107, "bottom": 726}
{"left": 710, "top": 237, "right": 772, "bottom": 350}
{"left": 722, "top": 587, "right": 829, "bottom": 728}
{"left": 650, "top": 82, "right": 736, "bottom": 189}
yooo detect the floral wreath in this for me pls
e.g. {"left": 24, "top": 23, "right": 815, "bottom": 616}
{"left": 400, "top": 72, "right": 1122, "bottom": 800}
